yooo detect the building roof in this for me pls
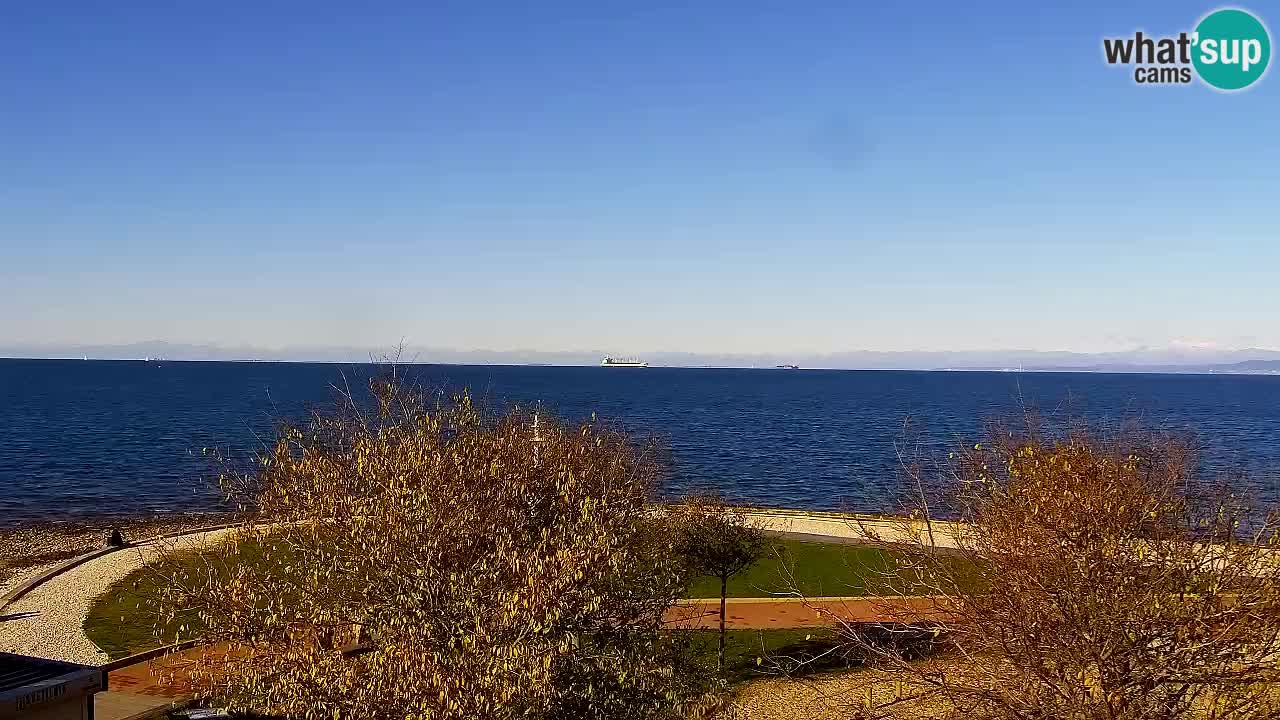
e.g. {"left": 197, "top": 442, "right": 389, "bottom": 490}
{"left": 0, "top": 652, "right": 95, "bottom": 693}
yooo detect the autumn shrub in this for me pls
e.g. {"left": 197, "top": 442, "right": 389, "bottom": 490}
{"left": 156, "top": 379, "right": 713, "bottom": 720}
{"left": 825, "top": 427, "right": 1280, "bottom": 720}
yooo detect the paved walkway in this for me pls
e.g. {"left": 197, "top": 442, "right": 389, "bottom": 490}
{"left": 740, "top": 508, "right": 963, "bottom": 550}
{"left": 665, "top": 596, "right": 948, "bottom": 630}
{"left": 93, "top": 690, "right": 179, "bottom": 720}
{"left": 91, "top": 596, "right": 942, "bottom": 718}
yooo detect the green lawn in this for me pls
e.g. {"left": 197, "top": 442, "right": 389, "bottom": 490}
{"left": 84, "top": 538, "right": 292, "bottom": 659}
{"left": 85, "top": 536, "right": 976, "bottom": 659}
{"left": 683, "top": 628, "right": 851, "bottom": 682}
{"left": 84, "top": 555, "right": 194, "bottom": 659}
{"left": 684, "top": 537, "right": 974, "bottom": 599}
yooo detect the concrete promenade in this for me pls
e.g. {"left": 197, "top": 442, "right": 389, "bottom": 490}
{"left": 740, "top": 507, "right": 964, "bottom": 549}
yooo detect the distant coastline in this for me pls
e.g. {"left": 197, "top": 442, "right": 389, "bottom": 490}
{"left": 2, "top": 355, "right": 1280, "bottom": 376}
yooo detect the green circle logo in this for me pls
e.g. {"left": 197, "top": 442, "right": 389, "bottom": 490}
{"left": 1192, "top": 8, "right": 1271, "bottom": 90}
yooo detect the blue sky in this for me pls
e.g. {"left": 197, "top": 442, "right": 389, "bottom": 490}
{"left": 2, "top": 1, "right": 1277, "bottom": 356}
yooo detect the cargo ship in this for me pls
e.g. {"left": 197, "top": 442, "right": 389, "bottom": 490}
{"left": 600, "top": 356, "right": 648, "bottom": 368}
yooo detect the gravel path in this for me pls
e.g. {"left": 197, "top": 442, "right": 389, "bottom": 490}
{"left": 0, "top": 528, "right": 238, "bottom": 664}
{"left": 0, "top": 560, "right": 64, "bottom": 602}
{"left": 0, "top": 514, "right": 233, "bottom": 597}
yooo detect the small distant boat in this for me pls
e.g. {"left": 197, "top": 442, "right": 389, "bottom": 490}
{"left": 601, "top": 356, "right": 648, "bottom": 368}
{"left": 775, "top": 364, "right": 800, "bottom": 370}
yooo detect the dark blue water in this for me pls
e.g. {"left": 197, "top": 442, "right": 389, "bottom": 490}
{"left": 3, "top": 359, "right": 1280, "bottom": 527}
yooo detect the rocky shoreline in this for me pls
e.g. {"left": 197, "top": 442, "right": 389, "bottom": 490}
{"left": 0, "top": 511, "right": 237, "bottom": 597}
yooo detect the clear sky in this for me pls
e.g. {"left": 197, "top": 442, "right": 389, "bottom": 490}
{"left": 2, "top": 1, "right": 1277, "bottom": 356}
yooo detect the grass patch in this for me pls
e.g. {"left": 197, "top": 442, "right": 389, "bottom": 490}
{"left": 86, "top": 535, "right": 978, "bottom": 660}
{"left": 84, "top": 537, "right": 292, "bottom": 660}
{"left": 84, "top": 552, "right": 195, "bottom": 660}
{"left": 685, "top": 537, "right": 979, "bottom": 598}
{"left": 685, "top": 538, "right": 884, "bottom": 598}
{"left": 681, "top": 628, "right": 851, "bottom": 682}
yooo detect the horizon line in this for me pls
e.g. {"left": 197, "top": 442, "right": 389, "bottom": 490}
{"left": 4, "top": 342, "right": 1280, "bottom": 357}
{"left": 2, "top": 355, "right": 1279, "bottom": 378}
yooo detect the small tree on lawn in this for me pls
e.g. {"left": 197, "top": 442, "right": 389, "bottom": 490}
{"left": 671, "top": 494, "right": 767, "bottom": 671}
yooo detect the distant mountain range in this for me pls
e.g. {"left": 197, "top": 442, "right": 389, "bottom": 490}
{"left": 4, "top": 342, "right": 1280, "bottom": 375}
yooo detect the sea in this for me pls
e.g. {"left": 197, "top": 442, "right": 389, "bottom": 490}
{"left": 3, "top": 358, "right": 1280, "bottom": 528}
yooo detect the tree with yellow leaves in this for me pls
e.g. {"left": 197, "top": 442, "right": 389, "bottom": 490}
{"left": 823, "top": 426, "right": 1280, "bottom": 720}
{"left": 157, "top": 377, "right": 714, "bottom": 719}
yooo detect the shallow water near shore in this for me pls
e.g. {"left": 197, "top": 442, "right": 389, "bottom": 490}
{"left": 3, "top": 359, "right": 1280, "bottom": 527}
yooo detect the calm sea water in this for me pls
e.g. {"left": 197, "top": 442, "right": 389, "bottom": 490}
{"left": 3, "top": 359, "right": 1280, "bottom": 527}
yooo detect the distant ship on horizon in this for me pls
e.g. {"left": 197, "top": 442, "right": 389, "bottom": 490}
{"left": 775, "top": 364, "right": 800, "bottom": 370}
{"left": 600, "top": 356, "right": 648, "bottom": 368}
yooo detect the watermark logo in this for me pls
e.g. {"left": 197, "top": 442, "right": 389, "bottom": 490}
{"left": 1103, "top": 7, "right": 1270, "bottom": 91}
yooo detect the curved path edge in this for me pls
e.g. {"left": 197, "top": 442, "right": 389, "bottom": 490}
{"left": 0, "top": 523, "right": 241, "bottom": 611}
{"left": 1, "top": 509, "right": 956, "bottom": 665}
{"left": 0, "top": 526, "right": 243, "bottom": 664}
